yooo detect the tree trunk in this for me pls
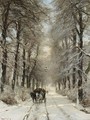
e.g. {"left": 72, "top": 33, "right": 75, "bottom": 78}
{"left": 12, "top": 20, "right": 21, "bottom": 90}
{"left": 36, "top": 80, "right": 39, "bottom": 88}
{"left": 63, "top": 78, "right": 66, "bottom": 89}
{"left": 67, "top": 75, "right": 70, "bottom": 89}
{"left": 72, "top": 30, "right": 76, "bottom": 88}
{"left": 26, "top": 50, "right": 32, "bottom": 88}
{"left": 32, "top": 78, "right": 35, "bottom": 91}
{"left": 21, "top": 48, "right": 26, "bottom": 87}
{"left": 58, "top": 82, "right": 60, "bottom": 90}
{"left": 1, "top": 48, "right": 7, "bottom": 92}
{"left": 12, "top": 41, "right": 20, "bottom": 90}
{"left": 78, "top": 11, "right": 83, "bottom": 101}
{"left": 26, "top": 67, "right": 31, "bottom": 88}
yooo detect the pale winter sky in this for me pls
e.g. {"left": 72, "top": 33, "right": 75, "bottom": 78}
{"left": 43, "top": 0, "right": 52, "bottom": 4}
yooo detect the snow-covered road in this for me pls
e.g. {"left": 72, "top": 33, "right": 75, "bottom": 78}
{"left": 0, "top": 91, "right": 90, "bottom": 120}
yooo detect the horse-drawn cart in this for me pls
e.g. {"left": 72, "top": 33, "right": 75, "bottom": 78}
{"left": 30, "top": 88, "right": 46, "bottom": 103}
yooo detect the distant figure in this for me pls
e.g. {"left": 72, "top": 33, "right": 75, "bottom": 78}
{"left": 46, "top": 90, "right": 48, "bottom": 94}
{"left": 30, "top": 92, "right": 36, "bottom": 103}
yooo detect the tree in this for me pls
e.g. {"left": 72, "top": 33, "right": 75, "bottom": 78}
{"left": 0, "top": 0, "right": 47, "bottom": 91}
{"left": 51, "top": 0, "right": 90, "bottom": 101}
{"left": 0, "top": 0, "right": 11, "bottom": 92}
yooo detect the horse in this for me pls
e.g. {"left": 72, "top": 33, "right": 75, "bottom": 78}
{"left": 30, "top": 92, "right": 36, "bottom": 103}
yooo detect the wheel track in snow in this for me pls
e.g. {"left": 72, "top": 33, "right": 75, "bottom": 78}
{"left": 24, "top": 102, "right": 48, "bottom": 120}
{"left": 23, "top": 103, "right": 35, "bottom": 120}
{"left": 50, "top": 94, "right": 73, "bottom": 120}
{"left": 30, "top": 102, "right": 50, "bottom": 120}
{"left": 44, "top": 102, "right": 50, "bottom": 120}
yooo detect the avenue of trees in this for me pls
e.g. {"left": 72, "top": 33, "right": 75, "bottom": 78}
{"left": 0, "top": 0, "right": 47, "bottom": 92}
{"left": 1, "top": 0, "right": 90, "bottom": 106}
{"left": 51, "top": 0, "right": 90, "bottom": 103}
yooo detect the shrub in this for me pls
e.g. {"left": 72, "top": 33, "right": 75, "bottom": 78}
{"left": 0, "top": 93, "right": 17, "bottom": 105}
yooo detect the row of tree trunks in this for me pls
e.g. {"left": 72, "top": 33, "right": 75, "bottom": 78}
{"left": 1, "top": 2, "right": 11, "bottom": 92}
{"left": 0, "top": 0, "right": 46, "bottom": 92}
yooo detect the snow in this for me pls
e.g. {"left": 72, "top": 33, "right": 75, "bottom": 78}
{"left": 0, "top": 99, "right": 32, "bottom": 120}
{"left": 0, "top": 90, "right": 90, "bottom": 120}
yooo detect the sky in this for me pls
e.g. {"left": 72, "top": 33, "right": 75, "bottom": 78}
{"left": 43, "top": 0, "right": 52, "bottom": 4}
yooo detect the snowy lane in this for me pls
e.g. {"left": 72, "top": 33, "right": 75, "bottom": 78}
{"left": 28, "top": 102, "right": 49, "bottom": 120}
{"left": 0, "top": 92, "right": 90, "bottom": 120}
{"left": 47, "top": 92, "right": 90, "bottom": 120}
{"left": 46, "top": 93, "right": 72, "bottom": 120}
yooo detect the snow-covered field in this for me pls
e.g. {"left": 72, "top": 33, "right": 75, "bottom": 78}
{"left": 0, "top": 90, "right": 90, "bottom": 120}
